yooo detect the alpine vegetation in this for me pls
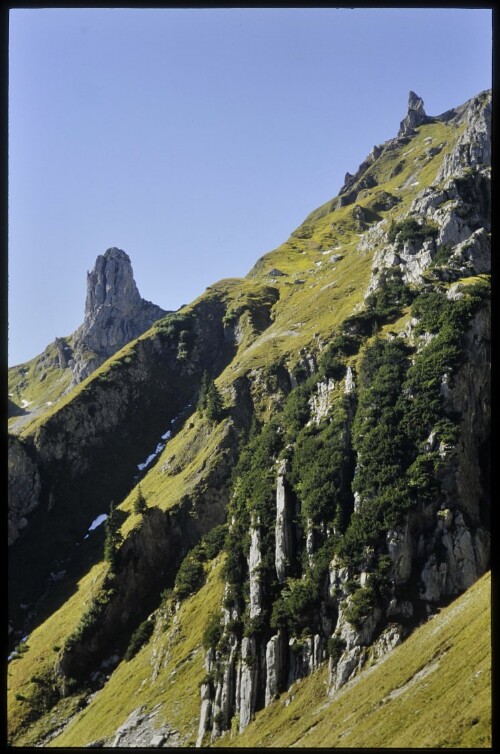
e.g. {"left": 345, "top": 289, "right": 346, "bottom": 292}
{"left": 8, "top": 90, "right": 491, "bottom": 748}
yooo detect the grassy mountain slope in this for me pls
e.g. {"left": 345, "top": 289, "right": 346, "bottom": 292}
{"left": 9, "top": 556, "right": 226, "bottom": 747}
{"left": 8, "top": 91, "right": 490, "bottom": 747}
{"left": 217, "top": 570, "right": 491, "bottom": 749}
{"left": 8, "top": 338, "right": 73, "bottom": 430}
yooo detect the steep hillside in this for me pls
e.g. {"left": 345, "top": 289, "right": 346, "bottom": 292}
{"left": 8, "top": 89, "right": 491, "bottom": 747}
{"left": 218, "top": 570, "right": 491, "bottom": 749}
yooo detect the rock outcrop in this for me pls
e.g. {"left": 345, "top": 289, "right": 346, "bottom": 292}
{"left": 367, "top": 90, "right": 491, "bottom": 294}
{"left": 398, "top": 90, "right": 430, "bottom": 137}
{"left": 275, "top": 459, "right": 294, "bottom": 583}
{"left": 248, "top": 521, "right": 263, "bottom": 619}
{"left": 69, "top": 248, "right": 168, "bottom": 383}
{"left": 8, "top": 435, "right": 41, "bottom": 545}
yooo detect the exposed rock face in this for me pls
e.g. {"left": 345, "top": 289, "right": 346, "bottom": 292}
{"left": 275, "top": 459, "right": 294, "bottom": 583}
{"left": 308, "top": 378, "right": 335, "bottom": 423}
{"left": 344, "top": 366, "right": 355, "bottom": 394}
{"left": 248, "top": 522, "right": 263, "bottom": 618}
{"left": 109, "top": 705, "right": 183, "bottom": 748}
{"left": 265, "top": 632, "right": 286, "bottom": 706}
{"left": 398, "top": 90, "right": 430, "bottom": 137}
{"left": 367, "top": 90, "right": 491, "bottom": 294}
{"left": 8, "top": 435, "right": 41, "bottom": 545}
{"left": 239, "top": 637, "right": 258, "bottom": 731}
{"left": 436, "top": 91, "right": 491, "bottom": 182}
{"left": 70, "top": 248, "right": 168, "bottom": 383}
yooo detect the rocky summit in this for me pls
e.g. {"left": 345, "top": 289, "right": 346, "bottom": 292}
{"left": 8, "top": 247, "right": 168, "bottom": 428}
{"left": 7, "top": 89, "right": 491, "bottom": 748}
{"left": 71, "top": 247, "right": 168, "bottom": 383}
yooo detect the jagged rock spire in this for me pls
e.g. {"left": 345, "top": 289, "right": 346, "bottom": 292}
{"left": 67, "top": 247, "right": 168, "bottom": 383}
{"left": 399, "top": 90, "right": 428, "bottom": 137}
{"left": 84, "top": 247, "right": 142, "bottom": 319}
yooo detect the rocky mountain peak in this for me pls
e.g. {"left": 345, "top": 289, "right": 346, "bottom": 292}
{"left": 398, "top": 90, "right": 429, "bottom": 137}
{"left": 71, "top": 248, "right": 168, "bottom": 382}
{"left": 84, "top": 247, "right": 142, "bottom": 323}
{"left": 408, "top": 90, "right": 425, "bottom": 111}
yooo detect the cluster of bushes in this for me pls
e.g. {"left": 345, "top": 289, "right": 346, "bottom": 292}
{"left": 104, "top": 502, "right": 123, "bottom": 571}
{"left": 430, "top": 242, "right": 453, "bottom": 268}
{"left": 387, "top": 216, "right": 438, "bottom": 249}
{"left": 343, "top": 557, "right": 392, "bottom": 629}
{"left": 270, "top": 575, "right": 318, "bottom": 634}
{"left": 340, "top": 338, "right": 412, "bottom": 562}
{"left": 326, "top": 635, "right": 346, "bottom": 665}
{"left": 342, "top": 270, "right": 413, "bottom": 337}
{"left": 124, "top": 618, "right": 154, "bottom": 661}
{"left": 340, "top": 282, "right": 490, "bottom": 564}
{"left": 197, "top": 372, "right": 224, "bottom": 422}
{"left": 290, "top": 397, "right": 353, "bottom": 535}
{"left": 174, "top": 524, "right": 227, "bottom": 601}
{"left": 365, "top": 269, "right": 414, "bottom": 319}
{"left": 63, "top": 573, "right": 117, "bottom": 654}
{"left": 205, "top": 278, "right": 490, "bottom": 653}
{"left": 155, "top": 311, "right": 193, "bottom": 339}
{"left": 202, "top": 613, "right": 224, "bottom": 652}
{"left": 222, "top": 418, "right": 283, "bottom": 625}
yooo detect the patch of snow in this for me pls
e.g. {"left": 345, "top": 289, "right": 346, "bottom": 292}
{"left": 315, "top": 262, "right": 322, "bottom": 267}
{"left": 138, "top": 403, "right": 191, "bottom": 472}
{"left": 46, "top": 401, "right": 53, "bottom": 406}
{"left": 22, "top": 635, "right": 29, "bottom": 642}
{"left": 138, "top": 453, "right": 157, "bottom": 471}
{"left": 411, "top": 181, "right": 420, "bottom": 186}
{"left": 88, "top": 513, "right": 108, "bottom": 532}
{"left": 9, "top": 393, "right": 13, "bottom": 397}
{"left": 20, "top": 399, "right": 32, "bottom": 408}
{"left": 8, "top": 653, "right": 19, "bottom": 662}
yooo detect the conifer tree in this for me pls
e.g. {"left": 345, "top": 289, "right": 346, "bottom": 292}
{"left": 104, "top": 501, "right": 123, "bottom": 570}
{"left": 133, "top": 485, "right": 147, "bottom": 514}
{"left": 197, "top": 371, "right": 210, "bottom": 412}
{"left": 205, "top": 381, "right": 224, "bottom": 422}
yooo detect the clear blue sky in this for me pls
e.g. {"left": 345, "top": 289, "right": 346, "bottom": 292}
{"left": 8, "top": 7, "right": 492, "bottom": 366}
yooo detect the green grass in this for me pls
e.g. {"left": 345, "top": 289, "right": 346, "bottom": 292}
{"left": 8, "top": 339, "right": 74, "bottom": 432}
{"left": 119, "top": 414, "right": 234, "bottom": 537}
{"left": 217, "top": 571, "right": 491, "bottom": 748}
{"left": 7, "top": 561, "right": 108, "bottom": 745}
{"left": 48, "top": 555, "right": 226, "bottom": 747}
